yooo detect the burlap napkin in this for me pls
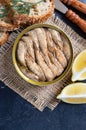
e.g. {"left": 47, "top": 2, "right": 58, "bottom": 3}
{"left": 0, "top": 16, "right": 86, "bottom": 111}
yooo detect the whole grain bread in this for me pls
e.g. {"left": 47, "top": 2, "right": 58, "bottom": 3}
{"left": 0, "top": 20, "right": 18, "bottom": 31}
{"left": 0, "top": 3, "right": 19, "bottom": 31}
{"left": 0, "top": 0, "right": 54, "bottom": 31}
{"left": 13, "top": 0, "right": 54, "bottom": 25}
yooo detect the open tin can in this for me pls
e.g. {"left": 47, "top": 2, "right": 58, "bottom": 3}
{"left": 12, "top": 24, "right": 73, "bottom": 86}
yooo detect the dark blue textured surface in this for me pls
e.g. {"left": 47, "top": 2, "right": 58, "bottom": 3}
{"left": 0, "top": 0, "right": 86, "bottom": 130}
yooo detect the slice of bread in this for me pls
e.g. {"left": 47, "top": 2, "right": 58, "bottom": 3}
{"left": 0, "top": 20, "right": 18, "bottom": 31}
{"left": 0, "top": 3, "right": 18, "bottom": 31}
{"left": 0, "top": 0, "right": 54, "bottom": 31}
{"left": 0, "top": 31, "right": 9, "bottom": 45}
{"left": 13, "top": 0, "right": 54, "bottom": 25}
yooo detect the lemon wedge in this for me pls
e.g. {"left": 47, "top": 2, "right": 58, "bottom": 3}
{"left": 57, "top": 83, "right": 86, "bottom": 104}
{"left": 72, "top": 50, "right": 86, "bottom": 81}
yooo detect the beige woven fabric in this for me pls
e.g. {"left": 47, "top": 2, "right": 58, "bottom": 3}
{"left": 0, "top": 16, "right": 86, "bottom": 111}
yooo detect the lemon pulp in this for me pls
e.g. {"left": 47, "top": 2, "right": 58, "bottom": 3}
{"left": 74, "top": 52, "right": 86, "bottom": 72}
{"left": 72, "top": 50, "right": 86, "bottom": 81}
{"left": 65, "top": 85, "right": 86, "bottom": 95}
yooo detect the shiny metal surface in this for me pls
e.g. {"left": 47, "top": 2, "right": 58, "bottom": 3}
{"left": 54, "top": 0, "right": 68, "bottom": 14}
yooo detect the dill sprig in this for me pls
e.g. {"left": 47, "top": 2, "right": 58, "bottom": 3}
{"left": 0, "top": 0, "right": 44, "bottom": 18}
{"left": 0, "top": 3, "right": 11, "bottom": 18}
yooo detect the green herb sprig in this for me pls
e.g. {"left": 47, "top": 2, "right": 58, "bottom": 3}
{"left": 0, "top": 0, "right": 44, "bottom": 18}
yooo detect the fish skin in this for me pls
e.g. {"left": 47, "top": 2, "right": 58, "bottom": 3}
{"left": 54, "top": 46, "right": 67, "bottom": 68}
{"left": 48, "top": 51, "right": 64, "bottom": 76}
{"left": 20, "top": 66, "right": 39, "bottom": 81}
{"left": 25, "top": 52, "right": 46, "bottom": 81}
{"left": 36, "top": 50, "right": 55, "bottom": 81}
{"left": 49, "top": 29, "right": 63, "bottom": 50}
{"left": 17, "top": 40, "right": 26, "bottom": 66}
{"left": 26, "top": 30, "right": 40, "bottom": 50}
{"left": 22, "top": 36, "right": 35, "bottom": 60}
{"left": 45, "top": 29, "right": 54, "bottom": 53}
{"left": 61, "top": 34, "right": 70, "bottom": 61}
{"left": 34, "top": 28, "right": 47, "bottom": 54}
